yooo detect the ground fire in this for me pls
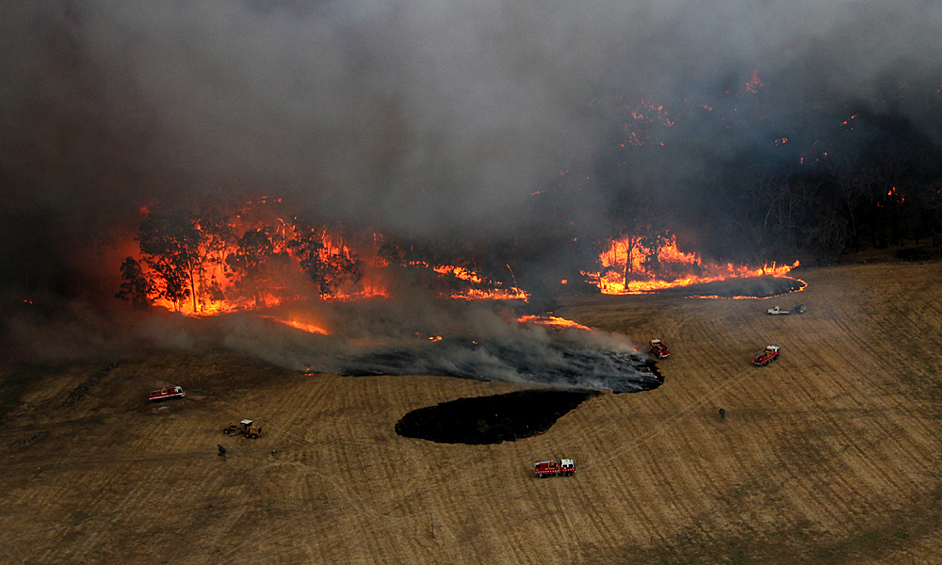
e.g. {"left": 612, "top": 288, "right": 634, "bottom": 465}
{"left": 583, "top": 232, "right": 800, "bottom": 295}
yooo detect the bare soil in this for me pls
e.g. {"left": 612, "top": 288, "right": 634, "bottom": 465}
{"left": 3, "top": 261, "right": 942, "bottom": 564}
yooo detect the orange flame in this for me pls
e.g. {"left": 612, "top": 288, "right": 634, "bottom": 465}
{"left": 434, "top": 265, "right": 484, "bottom": 284}
{"left": 449, "top": 286, "right": 530, "bottom": 301}
{"left": 134, "top": 202, "right": 530, "bottom": 322}
{"left": 584, "top": 233, "right": 799, "bottom": 295}
{"left": 263, "top": 316, "right": 330, "bottom": 335}
{"left": 517, "top": 315, "right": 592, "bottom": 331}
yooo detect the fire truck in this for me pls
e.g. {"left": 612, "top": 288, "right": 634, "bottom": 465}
{"left": 650, "top": 338, "right": 671, "bottom": 359}
{"left": 752, "top": 345, "right": 780, "bottom": 366}
{"left": 148, "top": 385, "right": 185, "bottom": 402}
{"left": 533, "top": 458, "right": 576, "bottom": 478}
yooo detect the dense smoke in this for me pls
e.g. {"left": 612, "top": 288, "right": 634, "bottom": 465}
{"left": 3, "top": 292, "right": 660, "bottom": 392}
{"left": 2, "top": 1, "right": 941, "bottom": 364}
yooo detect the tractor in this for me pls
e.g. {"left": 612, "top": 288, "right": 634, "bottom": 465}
{"left": 223, "top": 419, "right": 265, "bottom": 439}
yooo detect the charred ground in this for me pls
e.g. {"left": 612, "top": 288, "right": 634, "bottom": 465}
{"left": 394, "top": 389, "right": 602, "bottom": 445}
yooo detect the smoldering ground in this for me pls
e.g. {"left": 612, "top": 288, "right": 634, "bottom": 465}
{"left": 2, "top": 294, "right": 659, "bottom": 393}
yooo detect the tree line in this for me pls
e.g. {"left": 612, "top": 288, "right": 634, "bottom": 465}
{"left": 116, "top": 208, "right": 363, "bottom": 312}
{"left": 589, "top": 97, "right": 942, "bottom": 268}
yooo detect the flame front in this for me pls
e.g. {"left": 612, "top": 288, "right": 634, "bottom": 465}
{"left": 517, "top": 315, "right": 592, "bottom": 331}
{"left": 583, "top": 232, "right": 799, "bottom": 295}
{"left": 124, "top": 202, "right": 529, "bottom": 327}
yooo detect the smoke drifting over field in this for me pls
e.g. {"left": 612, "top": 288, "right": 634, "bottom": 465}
{"left": 4, "top": 295, "right": 659, "bottom": 392}
{"left": 2, "top": 1, "right": 941, "bottom": 365}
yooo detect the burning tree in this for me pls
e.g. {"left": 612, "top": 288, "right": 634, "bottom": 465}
{"left": 289, "top": 219, "right": 364, "bottom": 297}
{"left": 134, "top": 209, "right": 233, "bottom": 313}
{"left": 226, "top": 227, "right": 288, "bottom": 307}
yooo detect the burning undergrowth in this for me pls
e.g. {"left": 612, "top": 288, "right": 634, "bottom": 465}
{"left": 281, "top": 298, "right": 663, "bottom": 394}
{"left": 584, "top": 231, "right": 802, "bottom": 296}
{"left": 107, "top": 202, "right": 807, "bottom": 321}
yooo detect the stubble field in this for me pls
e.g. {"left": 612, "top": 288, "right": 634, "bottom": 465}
{"left": 2, "top": 261, "right": 942, "bottom": 564}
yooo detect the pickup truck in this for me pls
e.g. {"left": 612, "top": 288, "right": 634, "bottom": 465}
{"left": 767, "top": 304, "right": 806, "bottom": 315}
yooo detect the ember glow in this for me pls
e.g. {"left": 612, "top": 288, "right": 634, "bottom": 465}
{"left": 263, "top": 316, "right": 330, "bottom": 335}
{"left": 583, "top": 232, "right": 800, "bottom": 295}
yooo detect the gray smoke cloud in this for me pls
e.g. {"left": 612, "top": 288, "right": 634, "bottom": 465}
{"left": 3, "top": 295, "right": 660, "bottom": 392}
{"left": 4, "top": 0, "right": 940, "bottom": 241}
{"left": 3, "top": 0, "right": 938, "bottom": 377}
{"left": 1, "top": 0, "right": 941, "bottom": 313}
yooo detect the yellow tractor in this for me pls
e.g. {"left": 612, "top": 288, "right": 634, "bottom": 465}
{"left": 223, "top": 419, "right": 265, "bottom": 439}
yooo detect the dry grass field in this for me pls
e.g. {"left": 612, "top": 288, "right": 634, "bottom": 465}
{"left": 2, "top": 261, "right": 942, "bottom": 564}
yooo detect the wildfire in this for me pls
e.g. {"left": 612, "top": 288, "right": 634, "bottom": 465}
{"left": 263, "top": 316, "right": 330, "bottom": 335}
{"left": 434, "top": 265, "right": 483, "bottom": 284}
{"left": 121, "top": 202, "right": 531, "bottom": 321}
{"left": 583, "top": 232, "right": 799, "bottom": 295}
{"left": 450, "top": 287, "right": 530, "bottom": 300}
{"left": 516, "top": 315, "right": 592, "bottom": 332}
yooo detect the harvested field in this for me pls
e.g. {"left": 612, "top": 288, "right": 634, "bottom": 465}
{"left": 2, "top": 262, "right": 942, "bottom": 564}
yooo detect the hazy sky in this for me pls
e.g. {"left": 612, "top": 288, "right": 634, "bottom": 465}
{"left": 1, "top": 0, "right": 941, "bottom": 367}
{"left": 2, "top": 0, "right": 940, "bottom": 274}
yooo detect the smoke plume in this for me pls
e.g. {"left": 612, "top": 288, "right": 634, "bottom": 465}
{"left": 2, "top": 0, "right": 940, "bottom": 366}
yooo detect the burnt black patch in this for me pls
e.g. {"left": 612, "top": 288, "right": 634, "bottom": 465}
{"left": 340, "top": 332, "right": 665, "bottom": 444}
{"left": 395, "top": 389, "right": 600, "bottom": 444}
{"left": 395, "top": 364, "right": 662, "bottom": 444}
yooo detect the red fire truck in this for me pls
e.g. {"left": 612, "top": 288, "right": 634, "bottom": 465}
{"left": 533, "top": 458, "right": 576, "bottom": 478}
{"left": 148, "top": 385, "right": 185, "bottom": 402}
{"left": 650, "top": 338, "right": 671, "bottom": 359}
{"left": 752, "top": 345, "right": 780, "bottom": 366}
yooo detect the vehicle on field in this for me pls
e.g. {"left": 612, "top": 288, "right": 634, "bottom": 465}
{"left": 223, "top": 419, "right": 265, "bottom": 439}
{"left": 148, "top": 385, "right": 185, "bottom": 402}
{"left": 767, "top": 304, "right": 807, "bottom": 315}
{"left": 650, "top": 338, "right": 671, "bottom": 359}
{"left": 752, "top": 345, "right": 780, "bottom": 366}
{"left": 534, "top": 458, "right": 576, "bottom": 478}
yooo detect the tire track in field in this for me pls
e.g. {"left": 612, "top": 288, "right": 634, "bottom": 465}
{"left": 565, "top": 267, "right": 942, "bottom": 551}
